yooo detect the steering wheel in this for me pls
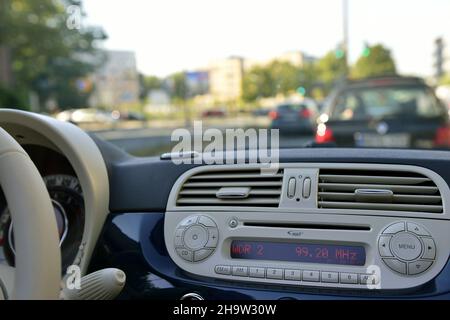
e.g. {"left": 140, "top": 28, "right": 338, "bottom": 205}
{"left": 0, "top": 127, "right": 61, "bottom": 299}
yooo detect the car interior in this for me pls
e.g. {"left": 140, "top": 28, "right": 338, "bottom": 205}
{"left": 1, "top": 0, "right": 450, "bottom": 308}
{"left": 1, "top": 109, "right": 450, "bottom": 300}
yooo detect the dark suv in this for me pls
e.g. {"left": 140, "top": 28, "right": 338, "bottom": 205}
{"left": 315, "top": 76, "right": 450, "bottom": 149}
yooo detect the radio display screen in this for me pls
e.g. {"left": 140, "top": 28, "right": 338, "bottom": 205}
{"left": 230, "top": 240, "right": 366, "bottom": 266}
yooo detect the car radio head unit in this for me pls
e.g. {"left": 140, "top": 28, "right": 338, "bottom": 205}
{"left": 164, "top": 163, "right": 450, "bottom": 291}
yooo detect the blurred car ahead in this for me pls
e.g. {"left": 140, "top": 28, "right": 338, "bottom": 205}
{"left": 111, "top": 110, "right": 146, "bottom": 121}
{"left": 252, "top": 108, "right": 273, "bottom": 117}
{"left": 202, "top": 108, "right": 226, "bottom": 118}
{"left": 55, "top": 108, "right": 117, "bottom": 124}
{"left": 315, "top": 76, "right": 450, "bottom": 149}
{"left": 269, "top": 99, "right": 319, "bottom": 135}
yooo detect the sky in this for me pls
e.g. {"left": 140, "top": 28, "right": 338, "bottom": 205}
{"left": 83, "top": 0, "right": 450, "bottom": 77}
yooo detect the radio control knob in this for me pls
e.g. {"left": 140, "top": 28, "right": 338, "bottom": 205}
{"left": 380, "top": 222, "right": 435, "bottom": 276}
{"left": 407, "top": 222, "right": 431, "bottom": 237}
{"left": 382, "top": 258, "right": 407, "bottom": 274}
{"left": 183, "top": 225, "right": 208, "bottom": 250}
{"left": 382, "top": 222, "right": 405, "bottom": 234}
{"left": 421, "top": 237, "right": 436, "bottom": 260}
{"left": 175, "top": 215, "right": 218, "bottom": 262}
{"left": 378, "top": 235, "right": 394, "bottom": 257}
{"left": 176, "top": 248, "right": 193, "bottom": 262}
{"left": 390, "top": 232, "right": 422, "bottom": 261}
{"left": 408, "top": 260, "right": 433, "bottom": 275}
{"left": 179, "top": 215, "right": 199, "bottom": 227}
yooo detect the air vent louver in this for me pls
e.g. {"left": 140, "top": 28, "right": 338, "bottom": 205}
{"left": 318, "top": 169, "right": 443, "bottom": 213}
{"left": 177, "top": 169, "right": 283, "bottom": 207}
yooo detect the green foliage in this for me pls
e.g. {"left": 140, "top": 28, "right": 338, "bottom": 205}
{"left": 439, "top": 74, "right": 450, "bottom": 85}
{"left": 0, "top": 85, "right": 28, "bottom": 110}
{"left": 168, "top": 72, "right": 188, "bottom": 102}
{"left": 0, "top": 0, "right": 107, "bottom": 110}
{"left": 242, "top": 65, "right": 274, "bottom": 102}
{"left": 242, "top": 60, "right": 314, "bottom": 102}
{"left": 139, "top": 74, "right": 162, "bottom": 100}
{"left": 351, "top": 44, "right": 396, "bottom": 79}
{"left": 144, "top": 75, "right": 162, "bottom": 91}
{"left": 315, "top": 50, "right": 347, "bottom": 88}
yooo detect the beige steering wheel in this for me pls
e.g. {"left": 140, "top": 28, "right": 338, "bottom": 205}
{"left": 0, "top": 127, "right": 61, "bottom": 299}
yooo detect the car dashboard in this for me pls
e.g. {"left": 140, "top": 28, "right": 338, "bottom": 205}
{"left": 89, "top": 143, "right": 450, "bottom": 300}
{"left": 2, "top": 110, "right": 450, "bottom": 300}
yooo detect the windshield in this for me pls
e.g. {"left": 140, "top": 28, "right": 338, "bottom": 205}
{"left": 1, "top": 0, "right": 450, "bottom": 156}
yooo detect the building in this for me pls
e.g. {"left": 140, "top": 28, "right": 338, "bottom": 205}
{"left": 208, "top": 56, "right": 244, "bottom": 103}
{"left": 433, "top": 37, "right": 450, "bottom": 82}
{"left": 89, "top": 50, "right": 140, "bottom": 109}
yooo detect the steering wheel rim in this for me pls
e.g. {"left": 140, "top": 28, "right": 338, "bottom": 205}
{"left": 0, "top": 127, "right": 61, "bottom": 299}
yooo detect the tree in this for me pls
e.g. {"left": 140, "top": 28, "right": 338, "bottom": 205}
{"left": 167, "top": 72, "right": 188, "bottom": 101}
{"left": 139, "top": 74, "right": 162, "bottom": 101}
{"left": 315, "top": 50, "right": 347, "bottom": 90}
{"left": 0, "top": 0, "right": 107, "bottom": 110}
{"left": 242, "top": 65, "right": 274, "bottom": 102}
{"left": 241, "top": 60, "right": 320, "bottom": 102}
{"left": 351, "top": 44, "right": 397, "bottom": 79}
{"left": 269, "top": 61, "right": 302, "bottom": 95}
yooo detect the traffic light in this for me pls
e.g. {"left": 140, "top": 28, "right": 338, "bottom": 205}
{"left": 297, "top": 86, "right": 306, "bottom": 96}
{"left": 362, "top": 43, "right": 371, "bottom": 57}
{"left": 335, "top": 49, "right": 345, "bottom": 59}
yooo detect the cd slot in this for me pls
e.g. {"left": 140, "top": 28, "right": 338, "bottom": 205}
{"left": 243, "top": 222, "right": 370, "bottom": 231}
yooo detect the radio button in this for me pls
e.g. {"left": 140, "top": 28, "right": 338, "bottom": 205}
{"left": 421, "top": 238, "right": 436, "bottom": 260}
{"left": 183, "top": 225, "right": 208, "bottom": 250}
{"left": 383, "top": 258, "right": 407, "bottom": 274}
{"left": 303, "top": 270, "right": 320, "bottom": 282}
{"left": 287, "top": 178, "right": 296, "bottom": 198}
{"left": 407, "top": 222, "right": 431, "bottom": 237}
{"left": 232, "top": 266, "right": 248, "bottom": 277}
{"left": 321, "top": 271, "right": 339, "bottom": 283}
{"left": 360, "top": 273, "right": 379, "bottom": 285}
{"left": 303, "top": 177, "right": 311, "bottom": 198}
{"left": 340, "top": 273, "right": 358, "bottom": 284}
{"left": 179, "top": 215, "right": 199, "bottom": 227}
{"left": 390, "top": 232, "right": 422, "bottom": 261}
{"left": 194, "top": 248, "right": 214, "bottom": 262}
{"left": 176, "top": 248, "right": 193, "bottom": 262}
{"left": 383, "top": 222, "right": 405, "bottom": 234}
{"left": 174, "top": 228, "right": 185, "bottom": 247}
{"left": 198, "top": 215, "right": 217, "bottom": 228}
{"left": 284, "top": 269, "right": 301, "bottom": 281}
{"left": 267, "top": 268, "right": 283, "bottom": 280}
{"left": 408, "top": 260, "right": 433, "bottom": 275}
{"left": 205, "top": 228, "right": 219, "bottom": 248}
{"left": 215, "top": 265, "right": 231, "bottom": 275}
{"left": 249, "top": 267, "right": 266, "bottom": 278}
{"left": 378, "top": 235, "right": 394, "bottom": 257}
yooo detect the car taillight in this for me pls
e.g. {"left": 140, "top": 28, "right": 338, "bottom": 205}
{"left": 268, "top": 110, "right": 279, "bottom": 120}
{"left": 434, "top": 126, "right": 450, "bottom": 147}
{"left": 300, "top": 108, "right": 312, "bottom": 118}
{"left": 315, "top": 123, "right": 335, "bottom": 143}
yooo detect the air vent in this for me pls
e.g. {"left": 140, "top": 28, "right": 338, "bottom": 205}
{"left": 318, "top": 169, "right": 443, "bottom": 213}
{"left": 176, "top": 169, "right": 283, "bottom": 207}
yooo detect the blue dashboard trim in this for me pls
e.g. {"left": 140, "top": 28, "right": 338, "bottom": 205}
{"left": 88, "top": 212, "right": 450, "bottom": 300}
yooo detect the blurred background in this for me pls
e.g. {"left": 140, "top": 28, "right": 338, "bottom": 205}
{"left": 1, "top": 0, "right": 450, "bottom": 156}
